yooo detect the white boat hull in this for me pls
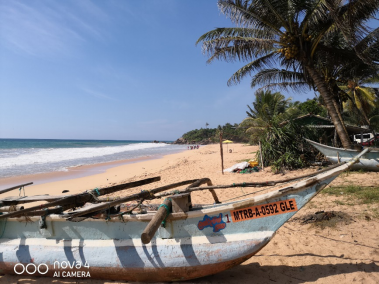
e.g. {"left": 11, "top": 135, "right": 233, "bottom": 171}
{"left": 305, "top": 139, "right": 379, "bottom": 171}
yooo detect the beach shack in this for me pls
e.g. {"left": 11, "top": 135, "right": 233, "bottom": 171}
{"left": 280, "top": 114, "right": 372, "bottom": 147}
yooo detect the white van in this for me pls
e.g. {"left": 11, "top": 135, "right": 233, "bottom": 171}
{"left": 353, "top": 133, "right": 374, "bottom": 144}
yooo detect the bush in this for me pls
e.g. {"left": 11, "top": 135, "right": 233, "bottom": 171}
{"left": 256, "top": 121, "right": 320, "bottom": 173}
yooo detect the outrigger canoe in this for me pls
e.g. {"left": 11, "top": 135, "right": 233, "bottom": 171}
{"left": 305, "top": 138, "right": 379, "bottom": 171}
{"left": 0, "top": 150, "right": 368, "bottom": 281}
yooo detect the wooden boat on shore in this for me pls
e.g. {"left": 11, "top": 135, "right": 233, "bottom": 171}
{"left": 305, "top": 138, "right": 379, "bottom": 171}
{"left": 0, "top": 150, "right": 368, "bottom": 281}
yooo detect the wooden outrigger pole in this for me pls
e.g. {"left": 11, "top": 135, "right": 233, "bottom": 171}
{"left": 0, "top": 176, "right": 161, "bottom": 219}
{"left": 0, "top": 182, "right": 33, "bottom": 195}
{"left": 66, "top": 179, "right": 206, "bottom": 220}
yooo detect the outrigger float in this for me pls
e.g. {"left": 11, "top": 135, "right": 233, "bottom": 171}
{"left": 0, "top": 150, "right": 368, "bottom": 281}
{"left": 305, "top": 138, "right": 379, "bottom": 171}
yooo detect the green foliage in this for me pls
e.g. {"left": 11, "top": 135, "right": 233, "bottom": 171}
{"left": 240, "top": 91, "right": 329, "bottom": 171}
{"left": 182, "top": 123, "right": 249, "bottom": 143}
{"left": 241, "top": 90, "right": 292, "bottom": 142}
{"left": 182, "top": 128, "right": 216, "bottom": 142}
{"left": 257, "top": 121, "right": 319, "bottom": 173}
{"left": 246, "top": 90, "right": 291, "bottom": 121}
{"left": 296, "top": 99, "right": 327, "bottom": 117}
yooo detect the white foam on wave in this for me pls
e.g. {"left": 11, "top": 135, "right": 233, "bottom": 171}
{"left": 0, "top": 143, "right": 168, "bottom": 169}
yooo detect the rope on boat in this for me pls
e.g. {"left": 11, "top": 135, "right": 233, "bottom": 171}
{"left": 105, "top": 201, "right": 112, "bottom": 221}
{"left": 18, "top": 186, "right": 25, "bottom": 197}
{"left": 87, "top": 188, "right": 101, "bottom": 203}
{"left": 159, "top": 198, "right": 172, "bottom": 228}
{"left": 94, "top": 188, "right": 100, "bottom": 196}
{"left": 39, "top": 208, "right": 50, "bottom": 229}
{"left": 117, "top": 199, "right": 145, "bottom": 222}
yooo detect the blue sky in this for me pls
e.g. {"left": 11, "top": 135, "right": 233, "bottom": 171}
{"left": 0, "top": 0, "right": 317, "bottom": 141}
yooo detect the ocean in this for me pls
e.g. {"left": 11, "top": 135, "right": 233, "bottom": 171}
{"left": 0, "top": 139, "right": 187, "bottom": 178}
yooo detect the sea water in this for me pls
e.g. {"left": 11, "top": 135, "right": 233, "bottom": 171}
{"left": 0, "top": 139, "right": 187, "bottom": 178}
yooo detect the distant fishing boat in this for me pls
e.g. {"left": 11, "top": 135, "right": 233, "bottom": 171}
{"left": 305, "top": 138, "right": 379, "bottom": 171}
{"left": 0, "top": 150, "right": 368, "bottom": 281}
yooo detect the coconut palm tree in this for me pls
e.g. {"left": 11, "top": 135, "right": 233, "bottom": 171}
{"left": 196, "top": 0, "right": 379, "bottom": 149}
{"left": 250, "top": 28, "right": 379, "bottom": 124}
{"left": 240, "top": 90, "right": 292, "bottom": 139}
{"left": 246, "top": 90, "right": 291, "bottom": 120}
{"left": 340, "top": 78, "right": 378, "bottom": 125}
{"left": 250, "top": 62, "right": 379, "bottom": 127}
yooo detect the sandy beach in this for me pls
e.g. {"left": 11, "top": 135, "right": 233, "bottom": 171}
{"left": 1, "top": 143, "right": 378, "bottom": 283}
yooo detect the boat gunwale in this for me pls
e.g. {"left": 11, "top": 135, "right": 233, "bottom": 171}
{"left": 304, "top": 138, "right": 379, "bottom": 153}
{"left": 8, "top": 157, "right": 355, "bottom": 224}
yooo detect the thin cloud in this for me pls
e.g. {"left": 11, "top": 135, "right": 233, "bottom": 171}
{"left": 75, "top": 0, "right": 109, "bottom": 22}
{"left": 80, "top": 86, "right": 116, "bottom": 101}
{"left": 0, "top": 0, "right": 108, "bottom": 57}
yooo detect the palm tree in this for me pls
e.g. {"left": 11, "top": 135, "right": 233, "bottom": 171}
{"left": 246, "top": 90, "right": 290, "bottom": 119}
{"left": 249, "top": 29, "right": 379, "bottom": 129}
{"left": 340, "top": 78, "right": 378, "bottom": 125}
{"left": 250, "top": 61, "right": 378, "bottom": 128}
{"left": 197, "top": 0, "right": 379, "bottom": 149}
{"left": 240, "top": 90, "right": 291, "bottom": 138}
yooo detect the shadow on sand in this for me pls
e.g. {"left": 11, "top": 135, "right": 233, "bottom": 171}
{"left": 1, "top": 258, "right": 378, "bottom": 284}
{"left": 197, "top": 260, "right": 379, "bottom": 284}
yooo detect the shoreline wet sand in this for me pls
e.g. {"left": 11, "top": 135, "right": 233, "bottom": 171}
{"left": 0, "top": 143, "right": 378, "bottom": 283}
{"left": 0, "top": 155, "right": 166, "bottom": 190}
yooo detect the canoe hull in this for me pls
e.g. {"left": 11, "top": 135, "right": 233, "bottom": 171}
{"left": 305, "top": 139, "right": 379, "bottom": 171}
{"left": 0, "top": 168, "right": 345, "bottom": 281}
{"left": 0, "top": 235, "right": 271, "bottom": 281}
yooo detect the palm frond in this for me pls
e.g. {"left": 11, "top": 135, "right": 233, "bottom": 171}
{"left": 355, "top": 27, "right": 379, "bottom": 56}
{"left": 246, "top": 104, "right": 258, "bottom": 118}
{"left": 218, "top": 0, "right": 284, "bottom": 33}
{"left": 327, "top": 0, "right": 379, "bottom": 63}
{"left": 260, "top": 0, "right": 289, "bottom": 29}
{"left": 256, "top": 82, "right": 312, "bottom": 93}
{"left": 227, "top": 52, "right": 278, "bottom": 85}
{"left": 196, "top": 27, "right": 275, "bottom": 45}
{"left": 251, "top": 68, "right": 306, "bottom": 88}
{"left": 200, "top": 36, "right": 275, "bottom": 62}
{"left": 363, "top": 74, "right": 379, "bottom": 84}
{"left": 301, "top": 0, "right": 329, "bottom": 35}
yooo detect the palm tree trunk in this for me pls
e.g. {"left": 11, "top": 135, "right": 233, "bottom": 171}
{"left": 305, "top": 66, "right": 353, "bottom": 149}
{"left": 332, "top": 98, "right": 349, "bottom": 136}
